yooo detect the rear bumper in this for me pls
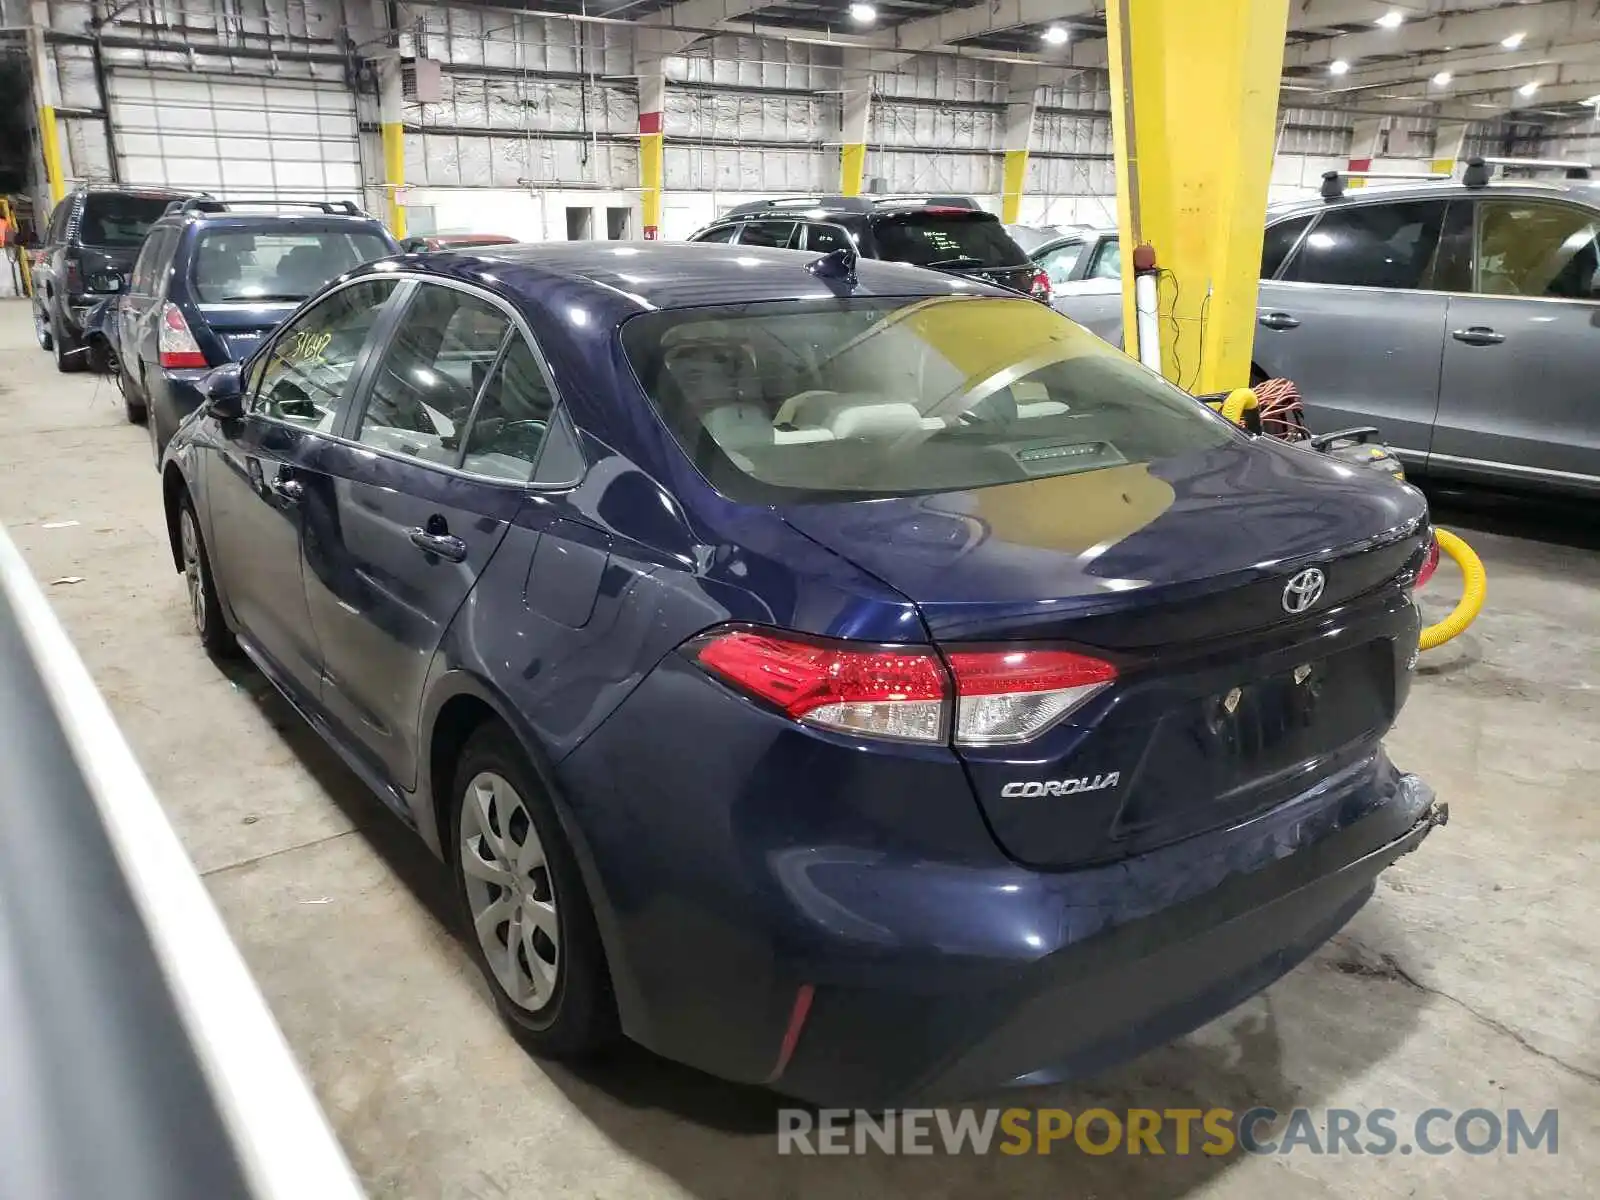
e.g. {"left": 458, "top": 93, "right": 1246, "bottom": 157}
{"left": 557, "top": 659, "right": 1443, "bottom": 1105}
{"left": 784, "top": 780, "right": 1442, "bottom": 1104}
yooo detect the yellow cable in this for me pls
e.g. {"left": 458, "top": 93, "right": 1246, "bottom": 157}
{"left": 1419, "top": 529, "right": 1485, "bottom": 651}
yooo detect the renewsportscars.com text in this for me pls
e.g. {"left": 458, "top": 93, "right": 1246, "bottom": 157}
{"left": 777, "top": 1106, "right": 1559, "bottom": 1157}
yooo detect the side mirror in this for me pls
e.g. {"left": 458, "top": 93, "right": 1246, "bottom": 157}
{"left": 203, "top": 362, "right": 245, "bottom": 420}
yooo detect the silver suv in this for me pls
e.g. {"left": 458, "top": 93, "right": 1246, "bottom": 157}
{"left": 1044, "top": 174, "right": 1600, "bottom": 496}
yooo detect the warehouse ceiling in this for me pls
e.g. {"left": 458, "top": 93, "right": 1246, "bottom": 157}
{"left": 567, "top": 0, "right": 1600, "bottom": 119}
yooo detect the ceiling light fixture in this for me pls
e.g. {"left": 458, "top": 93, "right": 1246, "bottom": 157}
{"left": 1432, "top": 71, "right": 1452, "bottom": 86}
{"left": 1518, "top": 80, "right": 1540, "bottom": 97}
{"left": 1376, "top": 10, "right": 1404, "bottom": 28}
{"left": 1042, "top": 24, "right": 1070, "bottom": 45}
{"left": 1501, "top": 32, "right": 1526, "bottom": 49}
{"left": 848, "top": 2, "right": 876, "bottom": 23}
{"left": 1329, "top": 59, "right": 1351, "bottom": 76}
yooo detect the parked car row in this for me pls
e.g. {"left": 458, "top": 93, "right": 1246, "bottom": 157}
{"left": 1042, "top": 171, "right": 1600, "bottom": 496}
{"left": 152, "top": 236, "right": 1441, "bottom": 1104}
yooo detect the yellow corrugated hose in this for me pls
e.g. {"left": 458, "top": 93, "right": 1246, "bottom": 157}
{"left": 1419, "top": 529, "right": 1485, "bottom": 651}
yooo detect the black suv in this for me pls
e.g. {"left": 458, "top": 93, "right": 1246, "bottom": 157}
{"left": 687, "top": 195, "right": 1048, "bottom": 300}
{"left": 31, "top": 186, "right": 200, "bottom": 373}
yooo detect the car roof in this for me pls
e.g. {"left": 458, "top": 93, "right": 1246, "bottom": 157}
{"left": 175, "top": 212, "right": 388, "bottom": 231}
{"left": 369, "top": 241, "right": 1013, "bottom": 321}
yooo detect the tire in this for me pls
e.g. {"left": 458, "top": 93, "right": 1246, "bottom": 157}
{"left": 451, "top": 723, "right": 618, "bottom": 1058}
{"left": 125, "top": 392, "right": 148, "bottom": 425}
{"left": 177, "top": 495, "right": 236, "bottom": 656}
{"left": 52, "top": 309, "right": 85, "bottom": 374}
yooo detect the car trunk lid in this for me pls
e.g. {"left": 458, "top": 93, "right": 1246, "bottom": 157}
{"left": 778, "top": 439, "right": 1428, "bottom": 868}
{"left": 870, "top": 209, "right": 1037, "bottom": 297}
{"left": 194, "top": 301, "right": 301, "bottom": 363}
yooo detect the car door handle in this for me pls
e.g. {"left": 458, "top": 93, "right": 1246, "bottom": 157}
{"left": 1257, "top": 311, "right": 1301, "bottom": 330}
{"left": 1451, "top": 326, "right": 1506, "bottom": 346}
{"left": 271, "top": 476, "right": 304, "bottom": 502}
{"left": 408, "top": 528, "right": 468, "bottom": 562}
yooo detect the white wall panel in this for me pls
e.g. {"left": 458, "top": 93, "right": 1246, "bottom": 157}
{"left": 106, "top": 70, "right": 360, "bottom": 200}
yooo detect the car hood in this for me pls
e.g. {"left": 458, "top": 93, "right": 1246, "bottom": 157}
{"left": 775, "top": 437, "right": 1428, "bottom": 644}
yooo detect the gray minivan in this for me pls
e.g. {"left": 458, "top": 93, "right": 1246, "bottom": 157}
{"left": 1046, "top": 175, "right": 1600, "bottom": 495}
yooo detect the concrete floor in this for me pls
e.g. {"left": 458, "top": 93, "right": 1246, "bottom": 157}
{"left": 1, "top": 296, "right": 1596, "bottom": 1198}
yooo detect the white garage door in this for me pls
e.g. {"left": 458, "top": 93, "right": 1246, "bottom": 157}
{"left": 107, "top": 71, "right": 362, "bottom": 203}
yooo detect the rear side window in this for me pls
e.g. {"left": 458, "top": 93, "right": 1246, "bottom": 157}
{"left": 191, "top": 229, "right": 393, "bottom": 303}
{"left": 872, "top": 214, "right": 1028, "bottom": 269}
{"left": 129, "top": 229, "right": 173, "bottom": 296}
{"left": 736, "top": 221, "right": 798, "bottom": 249}
{"left": 1260, "top": 215, "right": 1313, "bottom": 278}
{"left": 1086, "top": 238, "right": 1121, "bottom": 280}
{"left": 621, "top": 296, "right": 1232, "bottom": 504}
{"left": 356, "top": 285, "right": 511, "bottom": 467}
{"left": 1034, "top": 240, "right": 1083, "bottom": 285}
{"left": 80, "top": 195, "right": 173, "bottom": 248}
{"left": 460, "top": 338, "right": 557, "bottom": 481}
{"left": 1476, "top": 199, "right": 1600, "bottom": 300}
{"left": 1280, "top": 201, "right": 1447, "bottom": 290}
{"left": 694, "top": 225, "right": 737, "bottom": 244}
{"left": 804, "top": 223, "right": 853, "bottom": 253}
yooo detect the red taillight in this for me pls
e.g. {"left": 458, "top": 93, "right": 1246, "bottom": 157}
{"left": 1030, "top": 268, "right": 1052, "bottom": 302}
{"left": 1416, "top": 533, "right": 1441, "bottom": 589}
{"left": 158, "top": 302, "right": 208, "bottom": 369}
{"left": 695, "top": 630, "right": 948, "bottom": 743}
{"left": 692, "top": 629, "right": 1116, "bottom": 747}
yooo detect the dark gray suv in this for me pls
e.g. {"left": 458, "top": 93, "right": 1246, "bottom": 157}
{"left": 1047, "top": 174, "right": 1600, "bottom": 496}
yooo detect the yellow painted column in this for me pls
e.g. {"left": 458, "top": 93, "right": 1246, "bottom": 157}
{"left": 29, "top": 26, "right": 67, "bottom": 204}
{"left": 378, "top": 59, "right": 407, "bottom": 239}
{"left": 638, "top": 67, "right": 666, "bottom": 238}
{"left": 1000, "top": 67, "right": 1038, "bottom": 226}
{"left": 38, "top": 105, "right": 66, "bottom": 205}
{"left": 1432, "top": 121, "right": 1468, "bottom": 177}
{"left": 1106, "top": 0, "right": 1290, "bottom": 391}
{"left": 840, "top": 52, "right": 871, "bottom": 197}
{"left": 1001, "top": 150, "right": 1029, "bottom": 225}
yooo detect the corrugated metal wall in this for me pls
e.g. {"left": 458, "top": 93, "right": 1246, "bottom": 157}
{"left": 12, "top": 0, "right": 1584, "bottom": 237}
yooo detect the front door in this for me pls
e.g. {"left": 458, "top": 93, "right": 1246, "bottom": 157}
{"left": 1433, "top": 196, "right": 1600, "bottom": 489}
{"left": 1253, "top": 198, "right": 1452, "bottom": 462}
{"left": 301, "top": 280, "right": 558, "bottom": 790}
{"left": 201, "top": 276, "right": 400, "bottom": 697}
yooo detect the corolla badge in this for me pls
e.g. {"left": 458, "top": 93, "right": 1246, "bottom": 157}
{"left": 1282, "top": 567, "right": 1326, "bottom": 615}
{"left": 1001, "top": 773, "right": 1120, "bottom": 798}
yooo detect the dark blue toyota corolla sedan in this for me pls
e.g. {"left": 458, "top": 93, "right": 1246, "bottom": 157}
{"left": 158, "top": 242, "right": 1443, "bottom": 1104}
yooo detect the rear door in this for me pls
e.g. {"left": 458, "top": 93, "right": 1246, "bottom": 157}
{"left": 1254, "top": 198, "right": 1452, "bottom": 462}
{"left": 124, "top": 227, "right": 179, "bottom": 394}
{"left": 298, "top": 279, "right": 537, "bottom": 789}
{"left": 1432, "top": 196, "right": 1600, "bottom": 490}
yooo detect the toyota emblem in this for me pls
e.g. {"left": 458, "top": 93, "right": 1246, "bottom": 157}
{"left": 1282, "top": 567, "right": 1326, "bottom": 615}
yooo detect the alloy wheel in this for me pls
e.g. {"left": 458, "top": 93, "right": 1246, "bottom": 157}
{"left": 459, "top": 771, "right": 560, "bottom": 1012}
{"left": 180, "top": 508, "right": 206, "bottom": 637}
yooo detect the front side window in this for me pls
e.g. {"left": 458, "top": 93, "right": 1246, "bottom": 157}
{"left": 736, "top": 221, "right": 798, "bottom": 249}
{"left": 355, "top": 284, "right": 511, "bottom": 466}
{"left": 459, "top": 338, "right": 558, "bottom": 481}
{"left": 1280, "top": 200, "right": 1447, "bottom": 290}
{"left": 191, "top": 229, "right": 394, "bottom": 304}
{"left": 621, "top": 296, "right": 1233, "bottom": 503}
{"left": 694, "top": 225, "right": 738, "bottom": 244}
{"left": 1035, "top": 241, "right": 1083, "bottom": 286}
{"left": 1477, "top": 200, "right": 1600, "bottom": 300}
{"left": 252, "top": 278, "right": 398, "bottom": 430}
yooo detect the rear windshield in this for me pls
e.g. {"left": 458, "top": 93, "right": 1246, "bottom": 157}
{"left": 191, "top": 229, "right": 394, "bottom": 303}
{"left": 872, "top": 213, "right": 1028, "bottom": 269}
{"left": 80, "top": 195, "right": 174, "bottom": 248}
{"left": 621, "top": 296, "right": 1234, "bottom": 503}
